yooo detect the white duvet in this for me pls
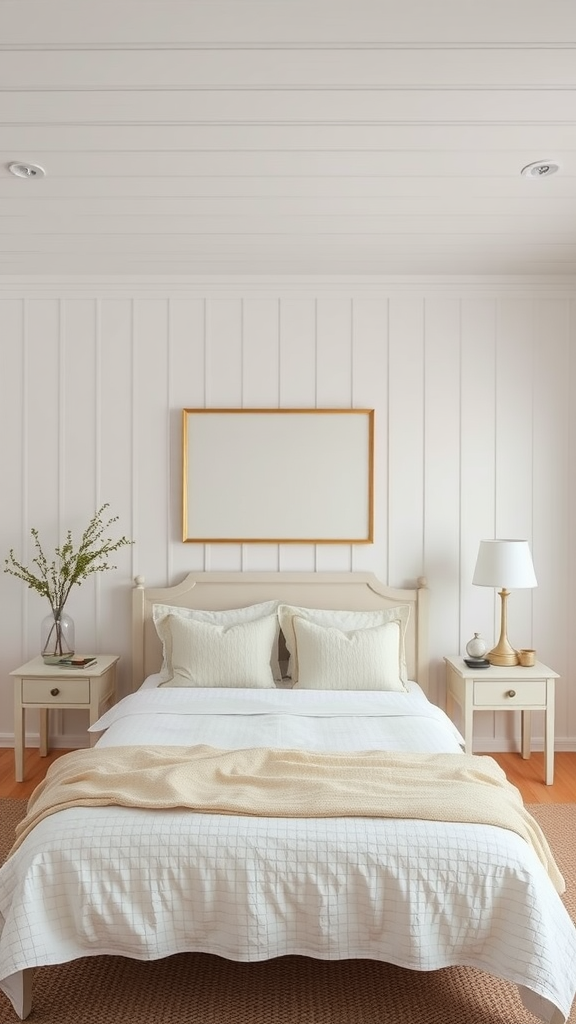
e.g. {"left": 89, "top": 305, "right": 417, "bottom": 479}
{"left": 1, "top": 682, "right": 575, "bottom": 1024}
{"left": 90, "top": 678, "right": 466, "bottom": 752}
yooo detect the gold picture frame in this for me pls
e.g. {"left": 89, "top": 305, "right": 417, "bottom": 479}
{"left": 182, "top": 408, "right": 374, "bottom": 544}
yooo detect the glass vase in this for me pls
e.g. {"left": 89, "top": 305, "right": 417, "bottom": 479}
{"left": 41, "top": 610, "right": 75, "bottom": 663}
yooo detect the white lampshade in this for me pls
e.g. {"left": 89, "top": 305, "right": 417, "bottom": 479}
{"left": 472, "top": 539, "right": 537, "bottom": 589}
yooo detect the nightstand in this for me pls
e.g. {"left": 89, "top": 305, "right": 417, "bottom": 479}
{"left": 10, "top": 654, "right": 119, "bottom": 782}
{"left": 444, "top": 656, "right": 559, "bottom": 785}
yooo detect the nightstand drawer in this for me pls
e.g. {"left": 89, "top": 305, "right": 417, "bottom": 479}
{"left": 473, "top": 679, "right": 547, "bottom": 707}
{"left": 22, "top": 677, "right": 91, "bottom": 704}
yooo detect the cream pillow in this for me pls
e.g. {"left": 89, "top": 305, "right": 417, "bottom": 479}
{"left": 158, "top": 613, "right": 277, "bottom": 688}
{"left": 153, "top": 600, "right": 281, "bottom": 682}
{"left": 278, "top": 603, "right": 410, "bottom": 684}
{"left": 292, "top": 616, "right": 407, "bottom": 691}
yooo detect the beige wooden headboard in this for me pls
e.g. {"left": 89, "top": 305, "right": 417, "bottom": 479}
{"left": 132, "top": 571, "right": 429, "bottom": 694}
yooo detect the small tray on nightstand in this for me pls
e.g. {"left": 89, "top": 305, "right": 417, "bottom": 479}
{"left": 463, "top": 658, "right": 490, "bottom": 669}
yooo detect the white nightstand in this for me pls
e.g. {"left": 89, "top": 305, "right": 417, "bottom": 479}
{"left": 444, "top": 656, "right": 559, "bottom": 785}
{"left": 10, "top": 654, "right": 119, "bottom": 782}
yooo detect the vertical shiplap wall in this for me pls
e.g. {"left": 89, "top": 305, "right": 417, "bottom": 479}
{"left": 0, "top": 278, "right": 575, "bottom": 750}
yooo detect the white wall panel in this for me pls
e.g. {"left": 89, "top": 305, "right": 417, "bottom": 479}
{"left": 422, "top": 299, "right": 461, "bottom": 708}
{"left": 316, "top": 300, "right": 353, "bottom": 407}
{"left": 58, "top": 301, "right": 105, "bottom": 734}
{"left": 204, "top": 299, "right": 243, "bottom": 571}
{"left": 25, "top": 303, "right": 61, "bottom": 661}
{"left": 242, "top": 299, "right": 280, "bottom": 409}
{"left": 0, "top": 301, "right": 25, "bottom": 674}
{"left": 60, "top": 301, "right": 98, "bottom": 690}
{"left": 568, "top": 301, "right": 576, "bottom": 740}
{"left": 350, "top": 299, "right": 388, "bottom": 577}
{"left": 460, "top": 299, "right": 497, "bottom": 645}
{"left": 532, "top": 299, "right": 571, "bottom": 742}
{"left": 133, "top": 301, "right": 170, "bottom": 587}
{"left": 316, "top": 299, "right": 354, "bottom": 573}
{"left": 388, "top": 298, "right": 425, "bottom": 586}
{"left": 459, "top": 299, "right": 497, "bottom": 743}
{"left": 494, "top": 300, "right": 536, "bottom": 699}
{"left": 279, "top": 300, "right": 317, "bottom": 408}
{"left": 240, "top": 299, "right": 282, "bottom": 573}
{"left": 205, "top": 300, "right": 243, "bottom": 408}
{"left": 278, "top": 299, "right": 317, "bottom": 572}
{"left": 0, "top": 279, "right": 575, "bottom": 752}
{"left": 98, "top": 300, "right": 135, "bottom": 698}
{"left": 487, "top": 301, "right": 536, "bottom": 747}
{"left": 168, "top": 298, "right": 207, "bottom": 581}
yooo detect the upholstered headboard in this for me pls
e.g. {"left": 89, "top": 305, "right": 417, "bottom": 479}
{"left": 132, "top": 571, "right": 429, "bottom": 694}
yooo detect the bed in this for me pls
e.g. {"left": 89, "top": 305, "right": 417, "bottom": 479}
{"left": 1, "top": 571, "right": 575, "bottom": 1022}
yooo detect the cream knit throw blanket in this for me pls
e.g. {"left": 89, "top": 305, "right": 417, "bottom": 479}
{"left": 11, "top": 745, "right": 564, "bottom": 892}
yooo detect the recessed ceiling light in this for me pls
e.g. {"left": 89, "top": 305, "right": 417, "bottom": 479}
{"left": 8, "top": 161, "right": 46, "bottom": 178}
{"left": 520, "top": 161, "right": 560, "bottom": 178}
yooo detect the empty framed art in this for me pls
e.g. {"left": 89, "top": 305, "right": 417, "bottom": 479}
{"left": 182, "top": 408, "right": 374, "bottom": 544}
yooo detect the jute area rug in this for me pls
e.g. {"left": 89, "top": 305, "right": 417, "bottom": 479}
{"left": 0, "top": 799, "right": 574, "bottom": 1024}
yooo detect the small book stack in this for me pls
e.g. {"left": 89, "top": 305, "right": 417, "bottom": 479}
{"left": 60, "top": 656, "right": 97, "bottom": 669}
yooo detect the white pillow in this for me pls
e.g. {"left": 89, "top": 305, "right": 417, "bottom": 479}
{"left": 153, "top": 600, "right": 282, "bottom": 682}
{"left": 158, "top": 613, "right": 277, "bottom": 688}
{"left": 278, "top": 603, "right": 410, "bottom": 684}
{"left": 292, "top": 616, "right": 407, "bottom": 691}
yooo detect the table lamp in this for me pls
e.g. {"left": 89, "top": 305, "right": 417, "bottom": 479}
{"left": 472, "top": 539, "right": 537, "bottom": 666}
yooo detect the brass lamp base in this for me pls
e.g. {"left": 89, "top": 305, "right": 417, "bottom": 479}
{"left": 487, "top": 587, "right": 520, "bottom": 666}
{"left": 487, "top": 646, "right": 519, "bottom": 667}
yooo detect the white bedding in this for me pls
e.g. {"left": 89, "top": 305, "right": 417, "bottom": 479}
{"left": 1, "top": 681, "right": 575, "bottom": 1024}
{"left": 89, "top": 679, "right": 466, "bottom": 753}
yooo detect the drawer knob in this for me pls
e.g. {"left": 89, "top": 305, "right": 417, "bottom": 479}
{"left": 507, "top": 689, "right": 516, "bottom": 698}
{"left": 50, "top": 687, "right": 60, "bottom": 697}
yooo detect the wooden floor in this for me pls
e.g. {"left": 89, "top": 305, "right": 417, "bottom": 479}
{"left": 0, "top": 745, "right": 575, "bottom": 803}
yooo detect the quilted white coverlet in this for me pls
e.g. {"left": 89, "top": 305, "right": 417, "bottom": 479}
{"left": 89, "top": 680, "right": 467, "bottom": 752}
{"left": 1, "top": 684, "right": 575, "bottom": 1023}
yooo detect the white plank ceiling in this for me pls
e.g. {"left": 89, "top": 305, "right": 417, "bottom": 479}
{"left": 1, "top": 0, "right": 575, "bottom": 276}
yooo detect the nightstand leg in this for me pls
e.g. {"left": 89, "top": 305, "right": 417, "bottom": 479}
{"left": 521, "top": 710, "right": 531, "bottom": 759}
{"left": 464, "top": 702, "right": 474, "bottom": 755}
{"left": 14, "top": 706, "right": 25, "bottom": 783}
{"left": 39, "top": 708, "right": 49, "bottom": 757}
{"left": 544, "top": 684, "right": 555, "bottom": 785}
